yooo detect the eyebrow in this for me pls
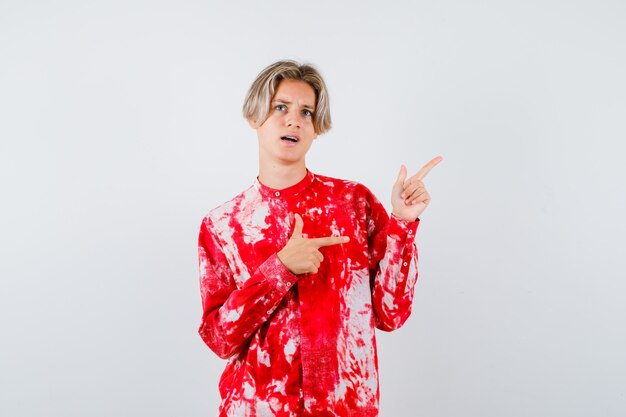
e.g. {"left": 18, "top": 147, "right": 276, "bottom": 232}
{"left": 272, "top": 98, "right": 315, "bottom": 111}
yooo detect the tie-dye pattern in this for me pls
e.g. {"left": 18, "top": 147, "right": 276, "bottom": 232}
{"left": 198, "top": 170, "right": 420, "bottom": 417}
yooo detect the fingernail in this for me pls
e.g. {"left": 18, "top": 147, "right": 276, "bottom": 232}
{"left": 343, "top": 237, "right": 350, "bottom": 242}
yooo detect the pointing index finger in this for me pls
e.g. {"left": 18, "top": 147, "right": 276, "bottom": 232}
{"left": 414, "top": 155, "right": 443, "bottom": 180}
{"left": 311, "top": 236, "right": 350, "bottom": 247}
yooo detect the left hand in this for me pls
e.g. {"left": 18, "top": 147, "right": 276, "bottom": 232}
{"left": 391, "top": 156, "right": 443, "bottom": 221}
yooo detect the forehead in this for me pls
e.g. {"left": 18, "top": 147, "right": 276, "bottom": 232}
{"left": 273, "top": 79, "right": 316, "bottom": 107}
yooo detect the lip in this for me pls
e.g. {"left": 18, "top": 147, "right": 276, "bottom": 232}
{"left": 280, "top": 133, "right": 300, "bottom": 146}
{"left": 281, "top": 133, "right": 301, "bottom": 141}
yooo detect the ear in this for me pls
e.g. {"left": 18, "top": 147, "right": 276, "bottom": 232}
{"left": 247, "top": 118, "right": 257, "bottom": 129}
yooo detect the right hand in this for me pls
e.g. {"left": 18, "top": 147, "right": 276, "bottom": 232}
{"left": 277, "top": 213, "right": 350, "bottom": 275}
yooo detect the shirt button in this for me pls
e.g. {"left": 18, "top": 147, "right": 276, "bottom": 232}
{"left": 275, "top": 191, "right": 280, "bottom": 197}
{"left": 403, "top": 262, "right": 408, "bottom": 266}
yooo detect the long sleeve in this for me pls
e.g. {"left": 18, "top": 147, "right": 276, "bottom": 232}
{"left": 197, "top": 216, "right": 298, "bottom": 359}
{"left": 364, "top": 188, "right": 420, "bottom": 331}
{"left": 200, "top": 172, "right": 427, "bottom": 416}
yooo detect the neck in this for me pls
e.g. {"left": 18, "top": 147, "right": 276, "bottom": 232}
{"left": 258, "top": 160, "right": 307, "bottom": 190}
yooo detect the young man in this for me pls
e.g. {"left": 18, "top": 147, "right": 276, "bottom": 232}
{"left": 197, "top": 60, "right": 442, "bottom": 417}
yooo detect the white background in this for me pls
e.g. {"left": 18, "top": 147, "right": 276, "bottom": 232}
{"left": 1, "top": 1, "right": 625, "bottom": 416}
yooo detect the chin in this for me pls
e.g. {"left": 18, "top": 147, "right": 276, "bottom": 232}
{"left": 277, "top": 156, "right": 305, "bottom": 165}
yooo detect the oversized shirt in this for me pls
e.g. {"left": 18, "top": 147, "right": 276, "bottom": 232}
{"left": 197, "top": 169, "right": 420, "bottom": 417}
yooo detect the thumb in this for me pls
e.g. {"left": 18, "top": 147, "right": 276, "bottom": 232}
{"left": 395, "top": 164, "right": 407, "bottom": 187}
{"left": 291, "top": 213, "right": 304, "bottom": 238}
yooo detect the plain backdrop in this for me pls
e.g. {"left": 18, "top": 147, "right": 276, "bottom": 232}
{"left": 1, "top": 1, "right": 625, "bottom": 416}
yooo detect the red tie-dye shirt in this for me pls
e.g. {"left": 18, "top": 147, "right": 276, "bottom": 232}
{"left": 198, "top": 169, "right": 420, "bottom": 417}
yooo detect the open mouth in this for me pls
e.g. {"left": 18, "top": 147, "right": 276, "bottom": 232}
{"left": 281, "top": 135, "right": 299, "bottom": 143}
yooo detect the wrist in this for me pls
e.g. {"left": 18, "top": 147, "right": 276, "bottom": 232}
{"left": 391, "top": 212, "right": 416, "bottom": 222}
{"left": 276, "top": 250, "right": 293, "bottom": 274}
{"left": 276, "top": 249, "right": 285, "bottom": 265}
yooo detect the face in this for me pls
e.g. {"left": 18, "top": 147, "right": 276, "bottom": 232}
{"left": 250, "top": 79, "right": 318, "bottom": 168}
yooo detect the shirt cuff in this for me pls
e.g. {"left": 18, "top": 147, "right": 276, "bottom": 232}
{"left": 258, "top": 253, "right": 299, "bottom": 293}
{"left": 389, "top": 213, "right": 420, "bottom": 241}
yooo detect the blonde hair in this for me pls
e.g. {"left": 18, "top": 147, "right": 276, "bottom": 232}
{"left": 242, "top": 60, "right": 332, "bottom": 135}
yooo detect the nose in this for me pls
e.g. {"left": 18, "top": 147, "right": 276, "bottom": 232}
{"left": 285, "top": 111, "right": 302, "bottom": 129}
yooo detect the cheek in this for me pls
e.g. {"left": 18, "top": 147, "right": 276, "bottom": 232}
{"left": 305, "top": 119, "right": 316, "bottom": 132}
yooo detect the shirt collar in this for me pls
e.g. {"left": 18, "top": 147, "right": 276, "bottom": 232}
{"left": 254, "top": 169, "right": 316, "bottom": 200}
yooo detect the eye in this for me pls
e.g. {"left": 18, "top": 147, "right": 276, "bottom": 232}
{"left": 302, "top": 109, "right": 313, "bottom": 117}
{"left": 275, "top": 104, "right": 286, "bottom": 111}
